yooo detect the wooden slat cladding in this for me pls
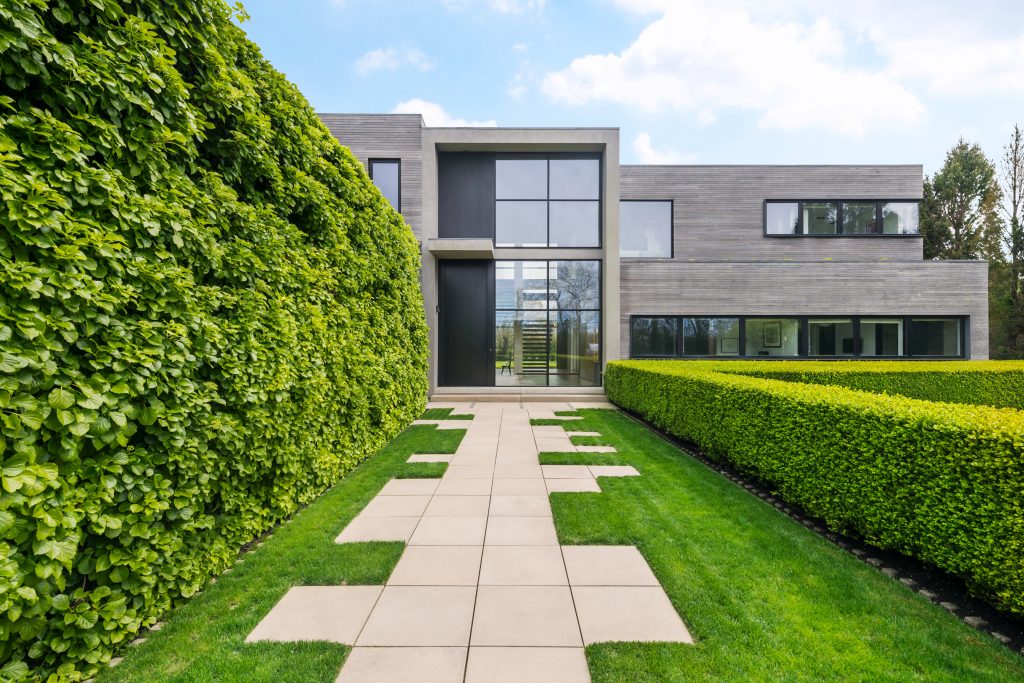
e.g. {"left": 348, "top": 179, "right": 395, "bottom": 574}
{"left": 620, "top": 165, "right": 924, "bottom": 262}
{"left": 619, "top": 261, "right": 989, "bottom": 358}
{"left": 319, "top": 114, "right": 424, "bottom": 239}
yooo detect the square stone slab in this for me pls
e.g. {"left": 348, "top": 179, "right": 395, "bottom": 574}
{"left": 377, "top": 478, "right": 441, "bottom": 496}
{"left": 336, "top": 516, "right": 420, "bottom": 543}
{"left": 576, "top": 445, "right": 617, "bottom": 453}
{"left": 491, "top": 478, "right": 548, "bottom": 496}
{"left": 471, "top": 586, "right": 582, "bottom": 647}
{"left": 546, "top": 478, "right": 601, "bottom": 493}
{"left": 408, "top": 453, "right": 453, "bottom": 463}
{"left": 485, "top": 516, "right": 559, "bottom": 545}
{"left": 449, "top": 454, "right": 497, "bottom": 467}
{"left": 357, "top": 586, "right": 476, "bottom": 646}
{"left": 445, "top": 466, "right": 495, "bottom": 479}
{"left": 409, "top": 516, "right": 488, "bottom": 546}
{"left": 531, "top": 425, "right": 570, "bottom": 438}
{"left": 535, "top": 438, "right": 576, "bottom": 453}
{"left": 337, "top": 647, "right": 467, "bottom": 683}
{"left": 246, "top": 586, "right": 382, "bottom": 644}
{"left": 541, "top": 465, "right": 593, "bottom": 479}
{"left": 361, "top": 495, "right": 432, "bottom": 517}
{"left": 465, "top": 647, "right": 589, "bottom": 683}
{"left": 571, "top": 586, "right": 692, "bottom": 645}
{"left": 489, "top": 496, "right": 552, "bottom": 517}
{"left": 435, "top": 478, "right": 493, "bottom": 496}
{"left": 493, "top": 464, "right": 543, "bottom": 479}
{"left": 590, "top": 465, "right": 641, "bottom": 478}
{"left": 389, "top": 546, "right": 483, "bottom": 586}
{"left": 479, "top": 546, "right": 568, "bottom": 586}
{"left": 425, "top": 495, "right": 491, "bottom": 517}
{"left": 562, "top": 546, "right": 660, "bottom": 586}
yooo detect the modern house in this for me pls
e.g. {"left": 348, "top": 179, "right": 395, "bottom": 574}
{"left": 320, "top": 114, "right": 989, "bottom": 395}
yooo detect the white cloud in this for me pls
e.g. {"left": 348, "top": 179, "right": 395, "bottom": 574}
{"left": 392, "top": 99, "right": 497, "bottom": 127}
{"left": 354, "top": 45, "right": 435, "bottom": 75}
{"left": 632, "top": 133, "right": 695, "bottom": 164}
{"left": 542, "top": 1, "right": 926, "bottom": 136}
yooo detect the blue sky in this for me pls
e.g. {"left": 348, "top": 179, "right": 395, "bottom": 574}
{"left": 238, "top": 0, "right": 1024, "bottom": 173}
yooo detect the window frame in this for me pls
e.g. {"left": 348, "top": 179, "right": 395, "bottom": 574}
{"left": 368, "top": 158, "right": 401, "bottom": 212}
{"left": 628, "top": 315, "right": 967, "bottom": 359}
{"left": 620, "top": 199, "right": 674, "bottom": 259}
{"left": 493, "top": 153, "right": 603, "bottom": 249}
{"left": 763, "top": 199, "right": 921, "bottom": 238}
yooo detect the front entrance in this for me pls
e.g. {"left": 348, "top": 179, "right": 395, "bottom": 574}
{"left": 438, "top": 260, "right": 494, "bottom": 386}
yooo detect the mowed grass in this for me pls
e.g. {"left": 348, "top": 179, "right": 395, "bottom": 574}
{"left": 544, "top": 409, "right": 1024, "bottom": 682}
{"left": 420, "top": 407, "right": 474, "bottom": 420}
{"left": 97, "top": 425, "right": 462, "bottom": 683}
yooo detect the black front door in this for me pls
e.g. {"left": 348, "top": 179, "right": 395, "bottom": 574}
{"left": 439, "top": 260, "right": 494, "bottom": 386}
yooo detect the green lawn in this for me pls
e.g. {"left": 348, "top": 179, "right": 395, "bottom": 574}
{"left": 546, "top": 409, "right": 1024, "bottom": 682}
{"left": 96, "top": 425, "right": 460, "bottom": 683}
{"left": 420, "top": 407, "right": 474, "bottom": 420}
{"left": 98, "top": 410, "right": 1024, "bottom": 682}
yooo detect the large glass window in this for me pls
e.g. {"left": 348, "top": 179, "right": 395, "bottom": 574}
{"left": 369, "top": 159, "right": 400, "bottom": 211}
{"left": 765, "top": 202, "right": 800, "bottom": 235}
{"left": 909, "top": 318, "right": 961, "bottom": 356}
{"left": 803, "top": 202, "right": 838, "bottom": 235}
{"left": 496, "top": 260, "right": 600, "bottom": 387}
{"left": 550, "top": 159, "right": 600, "bottom": 199}
{"left": 860, "top": 318, "right": 904, "bottom": 356}
{"left": 746, "top": 318, "right": 801, "bottom": 357}
{"left": 841, "top": 203, "right": 878, "bottom": 235}
{"left": 631, "top": 317, "right": 677, "bottom": 357}
{"left": 621, "top": 201, "right": 672, "bottom": 257}
{"left": 882, "top": 202, "right": 920, "bottom": 235}
{"left": 496, "top": 159, "right": 547, "bottom": 199}
{"left": 549, "top": 201, "right": 600, "bottom": 247}
{"left": 496, "top": 202, "right": 547, "bottom": 247}
{"left": 808, "top": 318, "right": 856, "bottom": 356}
{"left": 682, "top": 318, "right": 740, "bottom": 356}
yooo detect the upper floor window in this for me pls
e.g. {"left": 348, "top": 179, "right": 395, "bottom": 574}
{"left": 621, "top": 201, "right": 672, "bottom": 258}
{"left": 495, "top": 156, "right": 601, "bottom": 248}
{"left": 369, "top": 159, "right": 400, "bottom": 211}
{"left": 765, "top": 200, "right": 919, "bottom": 236}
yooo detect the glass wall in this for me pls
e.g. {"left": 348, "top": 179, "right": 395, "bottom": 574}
{"left": 630, "top": 316, "right": 963, "bottom": 358}
{"left": 620, "top": 201, "right": 673, "bottom": 257}
{"left": 495, "top": 156, "right": 600, "bottom": 248}
{"left": 496, "top": 260, "right": 600, "bottom": 387}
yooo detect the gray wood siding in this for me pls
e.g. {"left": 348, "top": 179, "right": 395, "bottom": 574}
{"left": 619, "top": 261, "right": 989, "bottom": 359}
{"left": 620, "top": 165, "right": 924, "bottom": 262}
{"left": 319, "top": 114, "right": 424, "bottom": 239}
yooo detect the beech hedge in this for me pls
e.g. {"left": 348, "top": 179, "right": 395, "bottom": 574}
{"left": 606, "top": 361, "right": 1024, "bottom": 616}
{"left": 0, "top": 0, "right": 428, "bottom": 679}
{"left": 689, "top": 360, "right": 1024, "bottom": 410}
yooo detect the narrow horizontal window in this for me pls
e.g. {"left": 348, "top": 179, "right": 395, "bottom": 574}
{"left": 841, "top": 203, "right": 878, "bottom": 235}
{"left": 621, "top": 201, "right": 672, "bottom": 257}
{"left": 631, "top": 317, "right": 677, "bottom": 357}
{"left": 765, "top": 202, "right": 800, "bottom": 235}
{"left": 882, "top": 202, "right": 920, "bottom": 235}
{"left": 764, "top": 200, "right": 921, "bottom": 237}
{"left": 682, "top": 318, "right": 739, "bottom": 356}
{"left": 909, "top": 318, "right": 961, "bottom": 357}
{"left": 746, "top": 318, "right": 801, "bottom": 357}
{"left": 803, "top": 202, "right": 838, "bottom": 235}
{"left": 808, "top": 318, "right": 856, "bottom": 356}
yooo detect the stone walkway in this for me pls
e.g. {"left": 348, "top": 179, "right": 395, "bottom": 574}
{"left": 247, "top": 401, "right": 692, "bottom": 682}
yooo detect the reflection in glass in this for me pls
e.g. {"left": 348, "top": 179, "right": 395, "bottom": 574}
{"left": 549, "top": 201, "right": 600, "bottom": 247}
{"left": 549, "top": 159, "right": 600, "bottom": 199}
{"left": 551, "top": 261, "right": 600, "bottom": 310}
{"left": 551, "top": 311, "right": 600, "bottom": 386}
{"left": 860, "top": 318, "right": 903, "bottom": 356}
{"left": 631, "top": 317, "right": 677, "bottom": 356}
{"left": 621, "top": 201, "right": 672, "bottom": 257}
{"left": 496, "top": 159, "right": 547, "bottom": 199}
{"left": 808, "top": 319, "right": 855, "bottom": 356}
{"left": 910, "top": 318, "right": 960, "bottom": 356}
{"left": 766, "top": 202, "right": 799, "bottom": 235}
{"left": 495, "top": 260, "right": 549, "bottom": 310}
{"left": 803, "top": 202, "right": 838, "bottom": 234}
{"left": 682, "top": 318, "right": 740, "bottom": 356}
{"left": 842, "top": 203, "right": 878, "bottom": 234}
{"left": 495, "top": 310, "right": 549, "bottom": 387}
{"left": 745, "top": 318, "right": 800, "bottom": 356}
{"left": 369, "top": 160, "right": 400, "bottom": 210}
{"left": 495, "top": 201, "right": 547, "bottom": 247}
{"left": 882, "top": 203, "right": 920, "bottom": 234}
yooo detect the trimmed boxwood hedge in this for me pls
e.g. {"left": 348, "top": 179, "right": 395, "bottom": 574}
{"left": 687, "top": 360, "right": 1024, "bottom": 410}
{"left": 606, "top": 361, "right": 1024, "bottom": 616}
{"left": 0, "top": 1, "right": 427, "bottom": 679}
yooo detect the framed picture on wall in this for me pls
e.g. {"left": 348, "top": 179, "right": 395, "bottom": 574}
{"left": 719, "top": 337, "right": 739, "bottom": 354}
{"left": 763, "top": 321, "right": 781, "bottom": 348}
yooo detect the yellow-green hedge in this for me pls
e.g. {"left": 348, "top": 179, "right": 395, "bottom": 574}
{"left": 606, "top": 361, "right": 1024, "bottom": 615}
{"left": 0, "top": 1, "right": 427, "bottom": 679}
{"left": 683, "top": 360, "right": 1024, "bottom": 410}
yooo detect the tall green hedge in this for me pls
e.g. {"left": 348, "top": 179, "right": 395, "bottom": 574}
{"left": 606, "top": 361, "right": 1024, "bottom": 616}
{"left": 688, "top": 360, "right": 1024, "bottom": 410}
{"left": 0, "top": 1, "right": 428, "bottom": 679}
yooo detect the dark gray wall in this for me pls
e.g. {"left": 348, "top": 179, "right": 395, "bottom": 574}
{"left": 318, "top": 114, "right": 424, "bottom": 239}
{"left": 619, "top": 261, "right": 989, "bottom": 358}
{"left": 438, "top": 152, "right": 495, "bottom": 239}
{"left": 620, "top": 165, "right": 925, "bottom": 262}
